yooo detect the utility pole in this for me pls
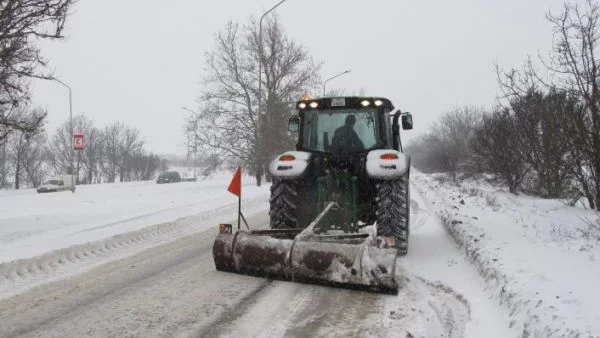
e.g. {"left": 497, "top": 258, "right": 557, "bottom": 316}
{"left": 53, "top": 77, "right": 75, "bottom": 193}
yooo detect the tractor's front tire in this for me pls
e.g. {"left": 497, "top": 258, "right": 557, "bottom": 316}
{"left": 375, "top": 173, "right": 410, "bottom": 255}
{"left": 269, "top": 178, "right": 302, "bottom": 229}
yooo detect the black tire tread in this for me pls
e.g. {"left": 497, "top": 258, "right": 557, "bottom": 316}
{"left": 269, "top": 178, "right": 301, "bottom": 229}
{"left": 375, "top": 174, "right": 410, "bottom": 254}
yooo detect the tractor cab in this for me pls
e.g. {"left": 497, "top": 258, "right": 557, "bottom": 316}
{"left": 289, "top": 97, "right": 413, "bottom": 154}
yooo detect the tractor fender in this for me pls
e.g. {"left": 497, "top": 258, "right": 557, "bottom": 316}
{"left": 269, "top": 151, "right": 312, "bottom": 179}
{"left": 366, "top": 150, "right": 410, "bottom": 179}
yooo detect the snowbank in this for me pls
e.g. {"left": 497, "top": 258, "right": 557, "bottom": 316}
{"left": 414, "top": 172, "right": 600, "bottom": 337}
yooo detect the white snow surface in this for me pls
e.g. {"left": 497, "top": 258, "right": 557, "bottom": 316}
{"left": 0, "top": 173, "right": 270, "bottom": 298}
{"left": 0, "top": 173, "right": 268, "bottom": 263}
{"left": 2, "top": 169, "right": 599, "bottom": 337}
{"left": 413, "top": 171, "right": 600, "bottom": 337}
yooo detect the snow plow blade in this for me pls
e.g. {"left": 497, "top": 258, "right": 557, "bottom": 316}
{"left": 213, "top": 229, "right": 399, "bottom": 294}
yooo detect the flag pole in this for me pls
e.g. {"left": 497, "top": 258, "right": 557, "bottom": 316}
{"left": 227, "top": 167, "right": 243, "bottom": 231}
{"left": 238, "top": 167, "right": 241, "bottom": 230}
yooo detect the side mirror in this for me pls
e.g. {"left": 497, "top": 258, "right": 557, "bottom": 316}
{"left": 401, "top": 113, "right": 413, "bottom": 130}
{"left": 288, "top": 116, "right": 300, "bottom": 133}
{"left": 58, "top": 181, "right": 64, "bottom": 186}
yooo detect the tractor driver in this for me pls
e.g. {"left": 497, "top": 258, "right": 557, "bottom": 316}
{"left": 331, "top": 114, "right": 365, "bottom": 152}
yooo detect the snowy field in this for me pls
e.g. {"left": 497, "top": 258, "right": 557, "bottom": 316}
{"left": 414, "top": 172, "right": 600, "bottom": 337}
{"left": 0, "top": 173, "right": 270, "bottom": 298}
{"left": 1, "top": 171, "right": 599, "bottom": 337}
{"left": 0, "top": 176, "right": 513, "bottom": 338}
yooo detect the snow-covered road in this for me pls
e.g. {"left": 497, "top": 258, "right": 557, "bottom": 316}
{"left": 0, "top": 183, "right": 516, "bottom": 338}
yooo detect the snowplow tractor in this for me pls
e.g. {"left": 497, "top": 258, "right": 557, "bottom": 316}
{"left": 213, "top": 96, "right": 413, "bottom": 294}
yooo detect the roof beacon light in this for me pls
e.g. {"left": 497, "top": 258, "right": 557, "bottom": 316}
{"left": 298, "top": 102, "right": 307, "bottom": 109}
{"left": 310, "top": 102, "right": 319, "bottom": 109}
{"left": 374, "top": 100, "right": 384, "bottom": 107}
{"left": 361, "top": 100, "right": 371, "bottom": 107}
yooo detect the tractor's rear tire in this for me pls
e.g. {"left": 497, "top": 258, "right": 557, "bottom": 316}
{"left": 269, "top": 178, "right": 302, "bottom": 229}
{"left": 375, "top": 173, "right": 410, "bottom": 255}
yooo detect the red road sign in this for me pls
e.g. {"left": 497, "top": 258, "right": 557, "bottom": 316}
{"left": 74, "top": 133, "right": 84, "bottom": 151}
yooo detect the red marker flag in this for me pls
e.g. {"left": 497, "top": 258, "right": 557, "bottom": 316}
{"left": 227, "top": 167, "right": 242, "bottom": 197}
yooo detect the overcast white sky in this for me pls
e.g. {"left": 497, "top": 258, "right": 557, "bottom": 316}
{"left": 30, "top": 0, "right": 569, "bottom": 155}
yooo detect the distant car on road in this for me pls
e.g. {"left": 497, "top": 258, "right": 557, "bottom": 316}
{"left": 156, "top": 171, "right": 181, "bottom": 184}
{"left": 37, "top": 175, "right": 75, "bottom": 193}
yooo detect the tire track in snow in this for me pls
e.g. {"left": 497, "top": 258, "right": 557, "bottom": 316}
{"left": 192, "top": 280, "right": 274, "bottom": 338}
{"left": 206, "top": 282, "right": 321, "bottom": 338}
{"left": 0, "top": 212, "right": 272, "bottom": 338}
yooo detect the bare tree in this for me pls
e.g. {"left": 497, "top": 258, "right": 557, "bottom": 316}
{"left": 81, "top": 126, "right": 103, "bottom": 184}
{"left": 193, "top": 17, "right": 320, "bottom": 186}
{"left": 407, "top": 106, "right": 482, "bottom": 178}
{"left": 6, "top": 108, "right": 47, "bottom": 189}
{"left": 21, "top": 131, "right": 48, "bottom": 187}
{"left": 129, "top": 152, "right": 161, "bottom": 181}
{"left": 471, "top": 109, "right": 532, "bottom": 193}
{"left": 100, "top": 122, "right": 144, "bottom": 183}
{"left": 511, "top": 89, "right": 578, "bottom": 197}
{"left": 0, "top": 0, "right": 75, "bottom": 143}
{"left": 497, "top": 0, "right": 600, "bottom": 207}
{"left": 0, "top": 140, "right": 8, "bottom": 187}
{"left": 430, "top": 106, "right": 483, "bottom": 180}
{"left": 406, "top": 133, "right": 450, "bottom": 174}
{"left": 159, "top": 158, "right": 169, "bottom": 174}
{"left": 48, "top": 114, "right": 94, "bottom": 181}
{"left": 102, "top": 122, "right": 122, "bottom": 183}
{"left": 118, "top": 125, "right": 144, "bottom": 182}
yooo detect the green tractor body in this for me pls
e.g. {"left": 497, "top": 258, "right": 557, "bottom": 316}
{"left": 269, "top": 96, "right": 413, "bottom": 253}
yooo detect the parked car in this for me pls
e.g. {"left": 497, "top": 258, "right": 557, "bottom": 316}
{"left": 156, "top": 171, "right": 181, "bottom": 184}
{"left": 37, "top": 175, "right": 76, "bottom": 193}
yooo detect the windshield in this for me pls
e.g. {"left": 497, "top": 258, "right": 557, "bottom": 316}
{"left": 43, "top": 180, "right": 61, "bottom": 185}
{"left": 302, "top": 108, "right": 381, "bottom": 153}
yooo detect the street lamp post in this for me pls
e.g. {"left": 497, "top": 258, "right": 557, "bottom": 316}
{"left": 257, "top": 0, "right": 288, "bottom": 184}
{"left": 53, "top": 77, "right": 75, "bottom": 193}
{"left": 323, "top": 70, "right": 351, "bottom": 96}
